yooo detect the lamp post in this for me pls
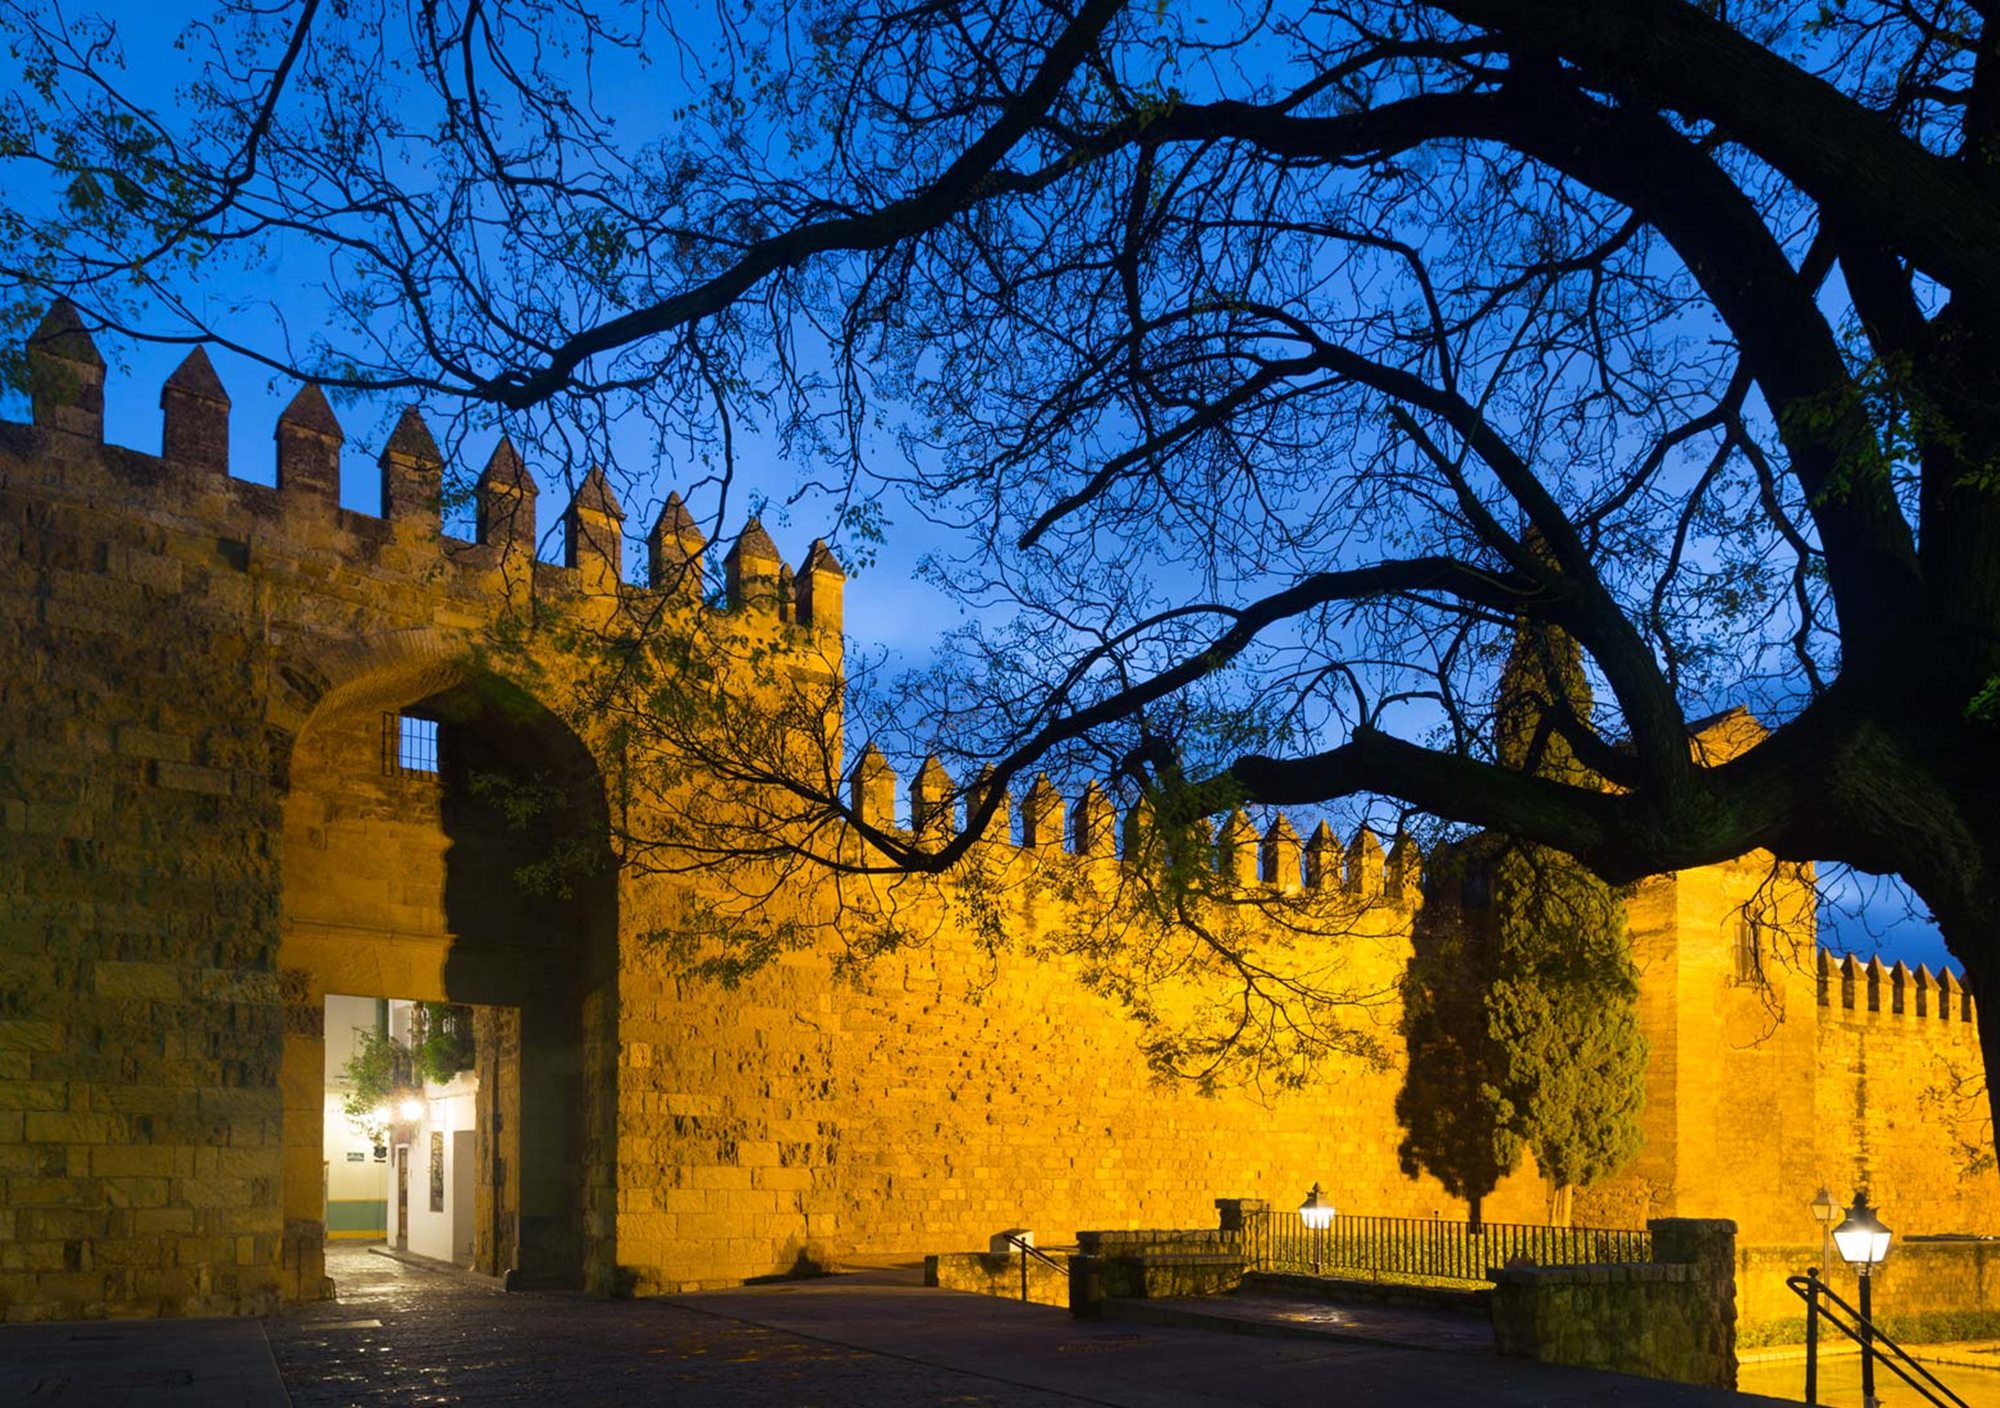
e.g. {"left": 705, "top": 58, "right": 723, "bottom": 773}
{"left": 1299, "top": 1183, "right": 1335, "bottom": 1276}
{"left": 1810, "top": 1187, "right": 1838, "bottom": 1275}
{"left": 1832, "top": 1191, "right": 1893, "bottom": 1408}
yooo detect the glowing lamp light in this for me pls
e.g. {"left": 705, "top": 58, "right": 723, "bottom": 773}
{"left": 1810, "top": 1187, "right": 1839, "bottom": 1230}
{"left": 370, "top": 1104, "right": 391, "bottom": 1126}
{"left": 1832, "top": 1191, "right": 1893, "bottom": 1270}
{"left": 397, "top": 1096, "right": 426, "bottom": 1123}
{"left": 1299, "top": 1183, "right": 1335, "bottom": 1231}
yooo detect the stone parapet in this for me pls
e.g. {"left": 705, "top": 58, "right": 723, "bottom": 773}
{"left": 1490, "top": 1217, "right": 1736, "bottom": 1390}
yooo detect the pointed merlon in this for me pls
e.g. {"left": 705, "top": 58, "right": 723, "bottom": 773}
{"left": 476, "top": 436, "right": 538, "bottom": 553}
{"left": 1839, "top": 953, "right": 1860, "bottom": 1009}
{"left": 28, "top": 300, "right": 106, "bottom": 438}
{"left": 1021, "top": 773, "right": 1065, "bottom": 850}
{"left": 797, "top": 537, "right": 845, "bottom": 633}
{"left": 1865, "top": 956, "right": 1886, "bottom": 1012}
{"left": 653, "top": 491, "right": 700, "bottom": 540}
{"left": 801, "top": 538, "right": 845, "bottom": 578}
{"left": 477, "top": 436, "right": 535, "bottom": 494}
{"left": 850, "top": 742, "right": 897, "bottom": 830}
{"left": 160, "top": 347, "right": 230, "bottom": 474}
{"left": 1219, "top": 810, "right": 1259, "bottom": 887}
{"left": 163, "top": 345, "right": 228, "bottom": 403}
{"left": 569, "top": 465, "right": 625, "bottom": 521}
{"left": 1817, "top": 948, "right": 1833, "bottom": 1006}
{"left": 969, "top": 765, "right": 1013, "bottom": 845}
{"left": 1940, "top": 968, "right": 1961, "bottom": 1021}
{"left": 378, "top": 407, "right": 442, "bottom": 528}
{"left": 1345, "top": 825, "right": 1386, "bottom": 898}
{"left": 1914, "top": 963, "right": 1934, "bottom": 1018}
{"left": 29, "top": 299, "right": 104, "bottom": 367}
{"left": 912, "top": 755, "right": 957, "bottom": 841}
{"left": 1261, "top": 814, "right": 1303, "bottom": 891}
{"left": 563, "top": 467, "right": 625, "bottom": 590}
{"left": 1387, "top": 832, "right": 1422, "bottom": 906}
{"left": 1304, "top": 820, "right": 1339, "bottom": 889}
{"left": 383, "top": 406, "right": 440, "bottom": 464}
{"left": 726, "top": 516, "right": 786, "bottom": 615}
{"left": 276, "top": 384, "right": 343, "bottom": 498}
{"left": 728, "top": 515, "right": 782, "bottom": 564}
{"left": 1074, "top": 780, "right": 1116, "bottom": 859}
{"left": 277, "top": 384, "right": 344, "bottom": 441}
{"left": 648, "top": 492, "right": 706, "bottom": 597}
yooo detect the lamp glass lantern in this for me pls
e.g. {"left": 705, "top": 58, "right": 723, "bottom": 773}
{"left": 1299, "top": 1183, "right": 1335, "bottom": 1231}
{"left": 1810, "top": 1187, "right": 1838, "bottom": 1230}
{"left": 1831, "top": 1192, "right": 1892, "bottom": 1271}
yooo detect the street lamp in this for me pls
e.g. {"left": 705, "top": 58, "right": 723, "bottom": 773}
{"left": 1810, "top": 1187, "right": 1839, "bottom": 1279}
{"left": 1832, "top": 1191, "right": 1893, "bottom": 1408}
{"left": 1299, "top": 1183, "right": 1335, "bottom": 1275}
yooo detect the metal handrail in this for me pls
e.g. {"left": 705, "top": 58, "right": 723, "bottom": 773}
{"left": 1000, "top": 1234, "right": 1068, "bottom": 1303}
{"left": 1786, "top": 1271, "right": 1968, "bottom": 1408}
{"left": 1244, "top": 1209, "right": 1650, "bottom": 1284}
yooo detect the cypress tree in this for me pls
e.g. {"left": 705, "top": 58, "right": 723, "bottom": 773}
{"left": 1397, "top": 616, "right": 1646, "bottom": 1225}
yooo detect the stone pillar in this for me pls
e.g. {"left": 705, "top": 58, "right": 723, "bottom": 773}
{"left": 278, "top": 968, "right": 330, "bottom": 1302}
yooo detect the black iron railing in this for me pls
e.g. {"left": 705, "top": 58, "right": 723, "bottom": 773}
{"left": 1789, "top": 1269, "right": 1967, "bottom": 1407}
{"left": 1000, "top": 1233, "right": 1070, "bottom": 1303}
{"left": 1245, "top": 1211, "right": 1650, "bottom": 1285}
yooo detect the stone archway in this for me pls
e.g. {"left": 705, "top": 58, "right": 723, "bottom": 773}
{"left": 273, "top": 637, "right": 617, "bottom": 1299}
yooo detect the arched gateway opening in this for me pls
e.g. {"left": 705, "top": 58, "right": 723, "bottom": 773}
{"left": 275, "top": 646, "right": 617, "bottom": 1299}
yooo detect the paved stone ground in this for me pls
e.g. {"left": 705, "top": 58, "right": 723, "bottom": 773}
{"left": 7, "top": 1245, "right": 1809, "bottom": 1406}
{"left": 267, "top": 1246, "right": 1075, "bottom": 1405}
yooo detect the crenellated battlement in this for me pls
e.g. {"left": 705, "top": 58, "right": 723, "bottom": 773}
{"left": 1816, "top": 947, "right": 1975, "bottom": 1026}
{"left": 10, "top": 301, "right": 845, "bottom": 643}
{"left": 842, "top": 744, "right": 1422, "bottom": 904}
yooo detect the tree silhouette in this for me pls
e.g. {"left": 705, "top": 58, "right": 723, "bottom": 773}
{"left": 5, "top": 0, "right": 1998, "bottom": 1138}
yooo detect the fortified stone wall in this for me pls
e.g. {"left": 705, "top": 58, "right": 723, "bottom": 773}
{"left": 1814, "top": 952, "right": 1998, "bottom": 1238}
{"left": 0, "top": 307, "right": 1994, "bottom": 1321}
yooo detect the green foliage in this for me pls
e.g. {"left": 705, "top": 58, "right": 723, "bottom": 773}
{"left": 1490, "top": 843, "right": 1646, "bottom": 1191}
{"left": 1395, "top": 862, "right": 1523, "bottom": 1214}
{"left": 1397, "top": 619, "right": 1646, "bottom": 1213}
{"left": 337, "top": 1005, "right": 474, "bottom": 1142}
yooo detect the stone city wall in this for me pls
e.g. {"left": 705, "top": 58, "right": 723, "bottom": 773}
{"left": 1, "top": 308, "right": 1995, "bottom": 1322}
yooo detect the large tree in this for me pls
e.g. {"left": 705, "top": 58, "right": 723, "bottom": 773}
{"left": 5, "top": 2, "right": 1999, "bottom": 1133}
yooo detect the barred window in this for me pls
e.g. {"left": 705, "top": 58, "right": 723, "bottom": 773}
{"left": 383, "top": 713, "right": 439, "bottom": 775}
{"left": 1733, "top": 914, "right": 1765, "bottom": 984}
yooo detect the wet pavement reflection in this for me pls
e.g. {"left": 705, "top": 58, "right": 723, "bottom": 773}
{"left": 268, "top": 1245, "right": 1074, "bottom": 1406}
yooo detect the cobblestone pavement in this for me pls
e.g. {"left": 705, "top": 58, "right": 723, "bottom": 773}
{"left": 265, "top": 1245, "right": 1796, "bottom": 1407}
{"left": 268, "top": 1246, "right": 1078, "bottom": 1406}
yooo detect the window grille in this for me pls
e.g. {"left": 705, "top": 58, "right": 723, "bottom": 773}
{"left": 1733, "top": 914, "right": 1765, "bottom": 984}
{"left": 383, "top": 713, "right": 440, "bottom": 775}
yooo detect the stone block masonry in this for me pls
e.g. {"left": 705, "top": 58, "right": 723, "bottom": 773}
{"left": 1, "top": 303, "right": 1996, "bottom": 1321}
{"left": 1490, "top": 1218, "right": 1737, "bottom": 1390}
